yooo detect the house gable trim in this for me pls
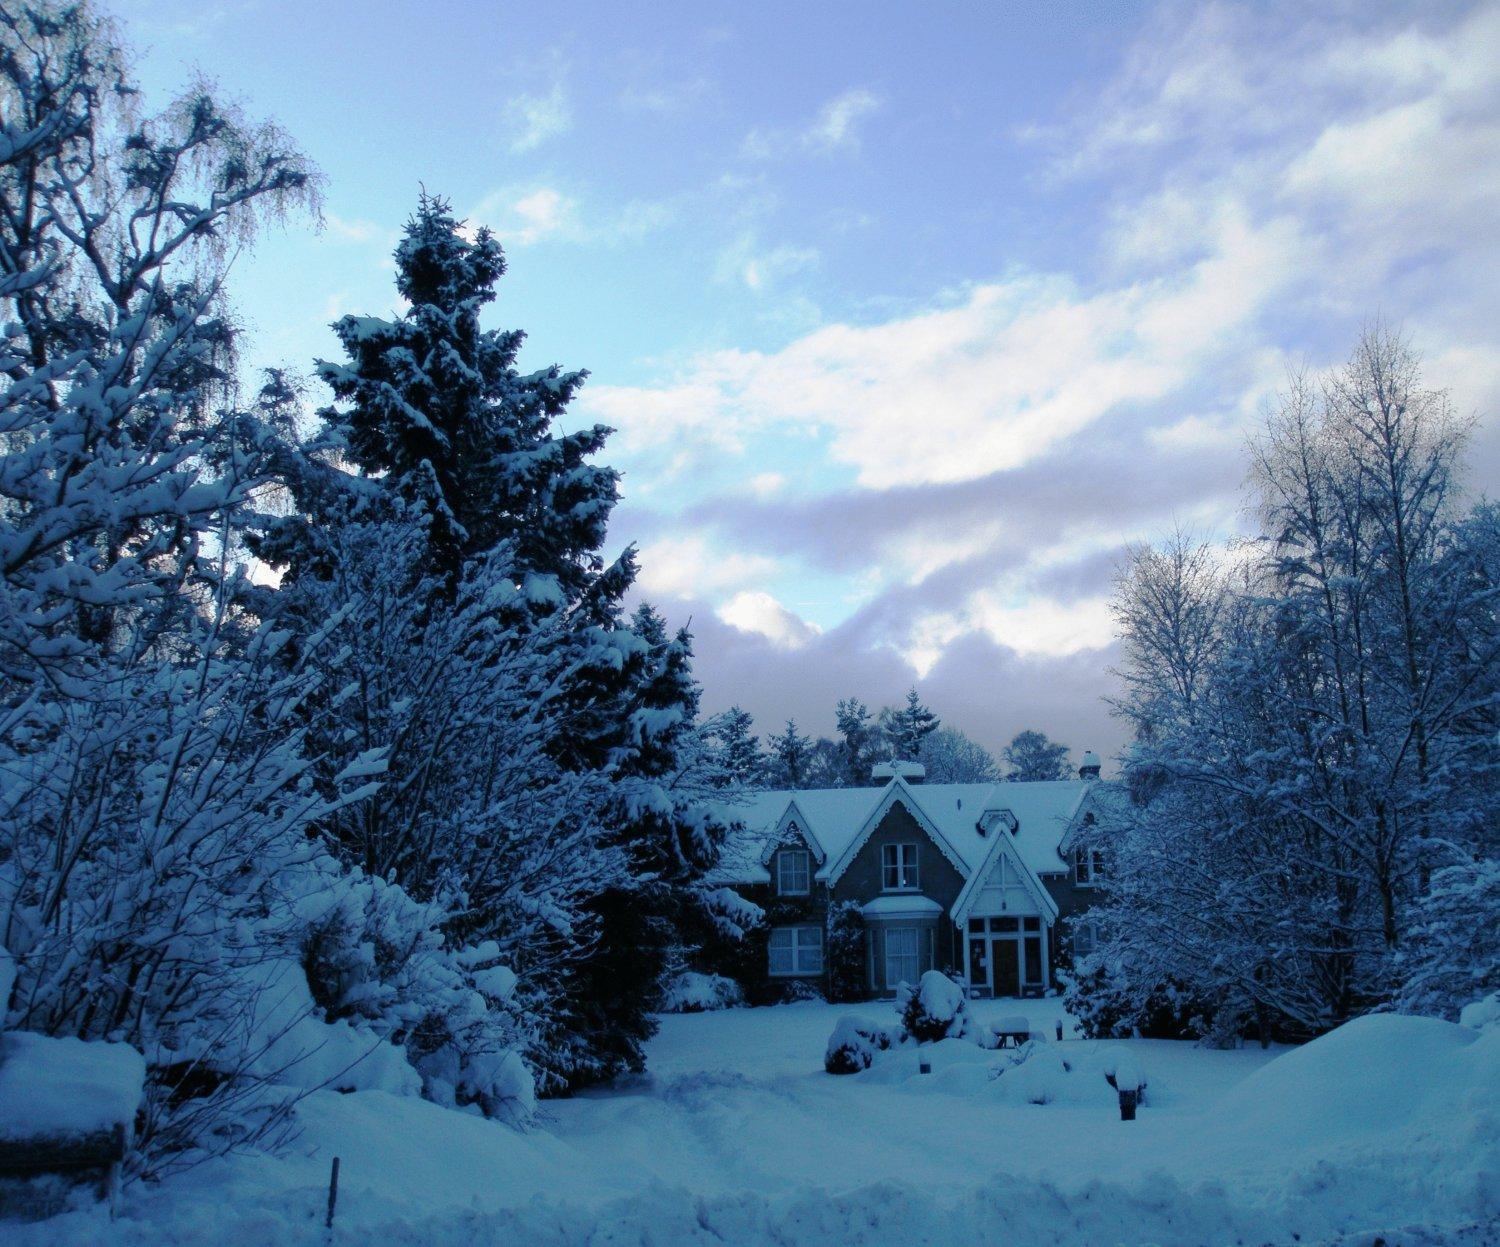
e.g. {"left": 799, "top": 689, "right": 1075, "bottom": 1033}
{"left": 757, "top": 799, "right": 826, "bottom": 867}
{"left": 824, "top": 778, "right": 970, "bottom": 887}
{"left": 951, "top": 820, "right": 1060, "bottom": 924}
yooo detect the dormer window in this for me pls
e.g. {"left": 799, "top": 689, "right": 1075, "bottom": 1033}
{"left": 777, "top": 848, "right": 811, "bottom": 895}
{"left": 1073, "top": 846, "right": 1105, "bottom": 886}
{"left": 881, "top": 843, "right": 919, "bottom": 891}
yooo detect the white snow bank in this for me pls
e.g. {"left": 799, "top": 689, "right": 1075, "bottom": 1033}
{"left": 236, "top": 958, "right": 422, "bottom": 1097}
{"left": 1212, "top": 1013, "right": 1495, "bottom": 1149}
{"left": 1459, "top": 993, "right": 1499, "bottom": 1031}
{"left": 0, "top": 1031, "right": 144, "bottom": 1141}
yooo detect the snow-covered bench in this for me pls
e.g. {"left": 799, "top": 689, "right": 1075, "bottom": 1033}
{"left": 993, "top": 1015, "right": 1031, "bottom": 1048}
{"left": 0, "top": 1031, "right": 144, "bottom": 1209}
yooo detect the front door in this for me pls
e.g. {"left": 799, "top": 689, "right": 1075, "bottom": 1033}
{"left": 992, "top": 938, "right": 1020, "bottom": 997}
{"left": 968, "top": 937, "right": 990, "bottom": 997}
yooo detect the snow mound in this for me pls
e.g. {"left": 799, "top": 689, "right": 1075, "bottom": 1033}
{"left": 1459, "top": 993, "right": 1499, "bottom": 1031}
{"left": 1213, "top": 1013, "right": 1495, "bottom": 1148}
{"left": 0, "top": 1031, "right": 144, "bottom": 1141}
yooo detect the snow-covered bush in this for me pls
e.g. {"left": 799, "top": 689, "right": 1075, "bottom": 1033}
{"left": 1062, "top": 960, "right": 1219, "bottom": 1041}
{"left": 660, "top": 972, "right": 744, "bottom": 1014}
{"left": 825, "top": 1015, "right": 903, "bottom": 1074}
{"left": 1394, "top": 859, "right": 1500, "bottom": 1022}
{"left": 825, "top": 901, "right": 867, "bottom": 1004}
{"left": 777, "top": 978, "right": 826, "bottom": 1004}
{"left": 900, "top": 971, "right": 971, "bottom": 1044}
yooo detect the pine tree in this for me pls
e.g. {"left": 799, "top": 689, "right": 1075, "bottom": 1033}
{"left": 314, "top": 193, "right": 617, "bottom": 588}
{"left": 882, "top": 689, "right": 940, "bottom": 761}
{"left": 711, "top": 706, "right": 764, "bottom": 787}
{"left": 835, "top": 698, "right": 882, "bottom": 785}
{"left": 767, "top": 720, "right": 814, "bottom": 787}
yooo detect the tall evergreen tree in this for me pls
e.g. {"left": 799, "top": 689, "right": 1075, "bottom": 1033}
{"left": 711, "top": 706, "right": 764, "bottom": 787}
{"left": 258, "top": 197, "right": 726, "bottom": 1093}
{"left": 882, "top": 689, "right": 940, "bottom": 760}
{"left": 314, "top": 194, "right": 616, "bottom": 587}
{"left": 767, "top": 720, "right": 814, "bottom": 787}
{"left": 835, "top": 697, "right": 882, "bottom": 785}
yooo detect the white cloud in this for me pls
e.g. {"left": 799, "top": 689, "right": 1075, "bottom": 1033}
{"left": 714, "top": 232, "right": 820, "bottom": 291}
{"left": 503, "top": 83, "right": 572, "bottom": 153}
{"left": 807, "top": 88, "right": 881, "bottom": 150}
{"left": 586, "top": 206, "right": 1303, "bottom": 491}
{"left": 717, "top": 590, "right": 823, "bottom": 649}
{"left": 469, "top": 187, "right": 578, "bottom": 246}
{"left": 742, "top": 88, "right": 882, "bottom": 159}
{"left": 635, "top": 534, "right": 780, "bottom": 600}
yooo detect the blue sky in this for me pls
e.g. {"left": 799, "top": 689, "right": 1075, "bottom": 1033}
{"left": 112, "top": 0, "right": 1499, "bottom": 764}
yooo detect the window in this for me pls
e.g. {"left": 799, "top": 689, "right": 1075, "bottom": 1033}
{"left": 884, "top": 927, "right": 920, "bottom": 987}
{"left": 1074, "top": 846, "right": 1105, "bottom": 886}
{"left": 768, "top": 926, "right": 824, "bottom": 976}
{"left": 881, "top": 843, "right": 919, "bottom": 891}
{"left": 776, "top": 848, "right": 810, "bottom": 895}
{"left": 1073, "top": 920, "right": 1099, "bottom": 958}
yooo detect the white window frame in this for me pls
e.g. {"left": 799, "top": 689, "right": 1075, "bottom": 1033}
{"left": 776, "top": 848, "right": 811, "bottom": 896}
{"left": 768, "top": 925, "right": 824, "bottom": 976}
{"left": 881, "top": 842, "right": 920, "bottom": 892}
{"left": 1073, "top": 846, "right": 1105, "bottom": 887}
{"left": 884, "top": 926, "right": 920, "bottom": 987}
{"left": 1073, "top": 919, "right": 1100, "bottom": 958}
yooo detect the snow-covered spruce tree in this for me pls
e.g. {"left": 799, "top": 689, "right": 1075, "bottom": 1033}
{"left": 258, "top": 198, "right": 743, "bottom": 1095}
{"left": 766, "top": 719, "right": 814, "bottom": 787}
{"left": 1086, "top": 331, "right": 1497, "bottom": 1039}
{"left": 881, "top": 688, "right": 939, "bottom": 761}
{"left": 553, "top": 603, "right": 751, "bottom": 1091}
{"left": 835, "top": 697, "right": 882, "bottom": 785}
{"left": 708, "top": 705, "right": 765, "bottom": 787}
{"left": 0, "top": 2, "right": 419, "bottom": 1165}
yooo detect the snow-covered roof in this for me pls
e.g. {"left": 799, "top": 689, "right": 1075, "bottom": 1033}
{"left": 711, "top": 779, "right": 1091, "bottom": 886}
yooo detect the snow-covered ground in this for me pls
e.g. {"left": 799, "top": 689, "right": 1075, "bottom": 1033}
{"left": 10, "top": 998, "right": 1497, "bottom": 1246}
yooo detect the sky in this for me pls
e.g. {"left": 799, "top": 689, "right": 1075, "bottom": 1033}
{"left": 110, "top": 0, "right": 1499, "bottom": 767}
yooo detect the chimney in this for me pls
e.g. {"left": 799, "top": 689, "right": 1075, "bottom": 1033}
{"left": 871, "top": 759, "right": 926, "bottom": 785}
{"left": 1078, "top": 750, "right": 1101, "bottom": 781}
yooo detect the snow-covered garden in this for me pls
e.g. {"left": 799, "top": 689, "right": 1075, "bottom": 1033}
{"left": 8, "top": 995, "right": 1496, "bottom": 1245}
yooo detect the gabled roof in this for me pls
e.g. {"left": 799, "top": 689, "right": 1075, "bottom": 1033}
{"left": 823, "top": 777, "right": 971, "bottom": 885}
{"left": 710, "top": 778, "right": 1091, "bottom": 891}
{"left": 756, "top": 798, "right": 826, "bottom": 866}
{"left": 951, "top": 822, "right": 1061, "bottom": 923}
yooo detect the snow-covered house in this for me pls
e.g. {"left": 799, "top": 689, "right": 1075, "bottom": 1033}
{"left": 712, "top": 756, "right": 1113, "bottom": 999}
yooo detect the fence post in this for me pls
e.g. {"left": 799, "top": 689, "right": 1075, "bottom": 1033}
{"left": 326, "top": 1156, "right": 341, "bottom": 1232}
{"left": 1118, "top": 1088, "right": 1137, "bottom": 1121}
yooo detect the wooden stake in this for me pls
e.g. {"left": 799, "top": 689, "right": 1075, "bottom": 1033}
{"left": 326, "top": 1156, "right": 341, "bottom": 1231}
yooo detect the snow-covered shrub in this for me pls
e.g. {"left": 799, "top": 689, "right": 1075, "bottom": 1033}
{"left": 1062, "top": 961, "right": 1219, "bottom": 1040}
{"left": 1394, "top": 859, "right": 1500, "bottom": 1022}
{"left": 777, "top": 978, "right": 826, "bottom": 1004}
{"left": 660, "top": 972, "right": 744, "bottom": 1014}
{"left": 900, "top": 971, "right": 971, "bottom": 1044}
{"left": 825, "top": 901, "right": 867, "bottom": 1004}
{"left": 825, "top": 1015, "right": 903, "bottom": 1074}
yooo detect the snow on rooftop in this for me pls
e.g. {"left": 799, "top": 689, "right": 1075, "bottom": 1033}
{"left": 709, "top": 779, "right": 1091, "bottom": 887}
